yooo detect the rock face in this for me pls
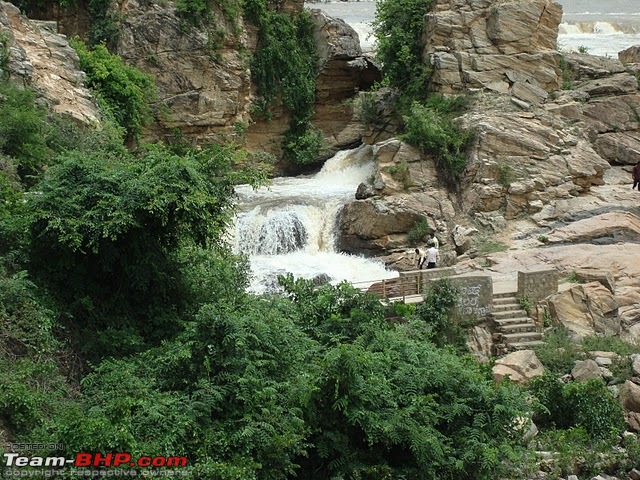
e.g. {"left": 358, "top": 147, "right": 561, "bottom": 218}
{"left": 492, "top": 349, "right": 544, "bottom": 384}
{"left": 0, "top": 1, "right": 100, "bottom": 124}
{"left": 115, "top": 2, "right": 376, "bottom": 156}
{"left": 115, "top": 0, "right": 254, "bottom": 144}
{"left": 424, "top": 0, "right": 562, "bottom": 104}
{"left": 546, "top": 212, "right": 640, "bottom": 245}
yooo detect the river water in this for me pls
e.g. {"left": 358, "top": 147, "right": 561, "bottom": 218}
{"left": 310, "top": 0, "right": 640, "bottom": 57}
{"left": 231, "top": 146, "right": 398, "bottom": 293}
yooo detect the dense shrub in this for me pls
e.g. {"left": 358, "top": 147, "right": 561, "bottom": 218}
{"left": 533, "top": 327, "right": 584, "bottom": 374}
{"left": 373, "top": 0, "right": 433, "bottom": 100}
{"left": 72, "top": 40, "right": 156, "bottom": 140}
{"left": 529, "top": 374, "right": 625, "bottom": 440}
{"left": 402, "top": 98, "right": 473, "bottom": 187}
{"left": 246, "top": 0, "right": 320, "bottom": 166}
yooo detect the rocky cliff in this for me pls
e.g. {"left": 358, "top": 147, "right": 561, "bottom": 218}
{"left": 0, "top": 1, "right": 99, "bottom": 124}
{"left": 335, "top": 0, "right": 640, "bottom": 344}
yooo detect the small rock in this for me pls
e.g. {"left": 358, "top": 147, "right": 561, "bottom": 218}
{"left": 629, "top": 468, "right": 640, "bottom": 480}
{"left": 355, "top": 182, "right": 375, "bottom": 200}
{"left": 600, "top": 367, "right": 613, "bottom": 379}
{"left": 632, "top": 354, "right": 640, "bottom": 376}
{"left": 595, "top": 356, "right": 613, "bottom": 367}
{"left": 568, "top": 476, "right": 579, "bottom": 480}
{"left": 572, "top": 359, "right": 603, "bottom": 381}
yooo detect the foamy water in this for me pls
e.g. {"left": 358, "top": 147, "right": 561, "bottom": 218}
{"left": 232, "top": 146, "right": 398, "bottom": 293}
{"left": 309, "top": 0, "right": 640, "bottom": 58}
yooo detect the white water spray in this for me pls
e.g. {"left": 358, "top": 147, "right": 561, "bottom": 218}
{"left": 231, "top": 145, "right": 398, "bottom": 293}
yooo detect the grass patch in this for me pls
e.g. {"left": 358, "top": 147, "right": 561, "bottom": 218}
{"left": 386, "top": 160, "right": 412, "bottom": 190}
{"left": 406, "top": 217, "right": 430, "bottom": 246}
{"left": 475, "top": 235, "right": 508, "bottom": 255}
{"left": 534, "top": 326, "right": 584, "bottom": 374}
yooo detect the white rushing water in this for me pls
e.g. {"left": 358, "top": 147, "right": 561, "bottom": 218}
{"left": 309, "top": 0, "right": 640, "bottom": 58}
{"left": 232, "top": 145, "right": 398, "bottom": 293}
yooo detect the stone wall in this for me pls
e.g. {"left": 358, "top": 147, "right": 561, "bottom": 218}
{"left": 449, "top": 274, "right": 493, "bottom": 319}
{"left": 517, "top": 267, "right": 558, "bottom": 304}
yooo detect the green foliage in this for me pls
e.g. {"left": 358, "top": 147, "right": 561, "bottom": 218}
{"left": 282, "top": 122, "right": 323, "bottom": 166}
{"left": 176, "top": 0, "right": 212, "bottom": 22}
{"left": 563, "top": 270, "right": 581, "bottom": 283}
{"left": 530, "top": 374, "right": 625, "bottom": 441}
{"left": 0, "top": 83, "right": 50, "bottom": 181}
{"left": 518, "top": 295, "right": 531, "bottom": 316}
{"left": 247, "top": 0, "right": 320, "bottom": 166}
{"left": 357, "top": 91, "right": 379, "bottom": 125}
{"left": 413, "top": 278, "right": 466, "bottom": 349}
{"left": 87, "top": 0, "right": 121, "bottom": 46}
{"left": 402, "top": 98, "right": 473, "bottom": 187}
{"left": 71, "top": 39, "right": 156, "bottom": 139}
{"left": 387, "top": 159, "right": 412, "bottom": 190}
{"left": 578, "top": 44, "right": 589, "bottom": 54}
{"left": 497, "top": 162, "right": 513, "bottom": 187}
{"left": 373, "top": 0, "right": 433, "bottom": 100}
{"left": 559, "top": 55, "right": 574, "bottom": 90}
{"left": 27, "top": 145, "right": 254, "bottom": 357}
{"left": 0, "top": 31, "right": 10, "bottom": 68}
{"left": 407, "top": 217, "right": 431, "bottom": 246}
{"left": 534, "top": 327, "right": 583, "bottom": 374}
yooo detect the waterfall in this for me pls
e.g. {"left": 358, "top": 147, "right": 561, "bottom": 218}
{"left": 231, "top": 145, "right": 398, "bottom": 293}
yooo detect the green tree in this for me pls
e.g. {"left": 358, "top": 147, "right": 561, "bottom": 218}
{"left": 373, "top": 0, "right": 433, "bottom": 101}
{"left": 72, "top": 40, "right": 156, "bottom": 140}
{"left": 27, "top": 145, "right": 255, "bottom": 357}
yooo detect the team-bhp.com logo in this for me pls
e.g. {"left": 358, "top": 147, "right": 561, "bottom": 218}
{"left": 4, "top": 453, "right": 187, "bottom": 468}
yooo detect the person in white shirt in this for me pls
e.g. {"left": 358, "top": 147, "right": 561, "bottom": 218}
{"left": 425, "top": 245, "right": 439, "bottom": 269}
{"left": 414, "top": 248, "right": 426, "bottom": 269}
{"left": 428, "top": 232, "right": 439, "bottom": 249}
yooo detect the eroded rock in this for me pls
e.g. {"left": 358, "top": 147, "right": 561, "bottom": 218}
{"left": 493, "top": 349, "right": 544, "bottom": 384}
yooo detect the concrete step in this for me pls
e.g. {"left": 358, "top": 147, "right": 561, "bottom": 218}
{"left": 493, "top": 309, "right": 529, "bottom": 320}
{"left": 499, "top": 322, "right": 538, "bottom": 334}
{"left": 494, "top": 316, "right": 533, "bottom": 326}
{"left": 492, "top": 302, "right": 520, "bottom": 312}
{"left": 503, "top": 332, "right": 543, "bottom": 343}
{"left": 493, "top": 296, "right": 518, "bottom": 305}
{"left": 509, "top": 340, "right": 545, "bottom": 350}
{"left": 493, "top": 291, "right": 518, "bottom": 299}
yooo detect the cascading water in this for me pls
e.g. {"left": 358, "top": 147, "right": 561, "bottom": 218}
{"left": 231, "top": 145, "right": 398, "bottom": 293}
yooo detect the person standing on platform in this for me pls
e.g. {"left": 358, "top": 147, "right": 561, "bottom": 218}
{"left": 425, "top": 245, "right": 439, "bottom": 269}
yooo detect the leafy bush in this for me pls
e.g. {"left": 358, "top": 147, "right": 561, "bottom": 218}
{"left": 0, "top": 83, "right": 50, "bottom": 181}
{"left": 247, "top": 0, "right": 320, "bottom": 166}
{"left": 413, "top": 278, "right": 465, "bottom": 348}
{"left": 402, "top": 99, "right": 473, "bottom": 187}
{"left": 407, "top": 217, "right": 430, "bottom": 246}
{"left": 71, "top": 40, "right": 156, "bottom": 139}
{"left": 282, "top": 122, "right": 323, "bottom": 166}
{"left": 373, "top": 0, "right": 433, "bottom": 100}
{"left": 530, "top": 374, "right": 625, "bottom": 441}
{"left": 27, "top": 145, "right": 256, "bottom": 357}
{"left": 534, "top": 327, "right": 583, "bottom": 374}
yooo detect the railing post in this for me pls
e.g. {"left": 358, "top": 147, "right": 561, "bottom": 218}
{"left": 382, "top": 279, "right": 386, "bottom": 299}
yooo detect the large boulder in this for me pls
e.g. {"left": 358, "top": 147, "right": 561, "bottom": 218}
{"left": 620, "top": 380, "right": 640, "bottom": 413}
{"left": 546, "top": 211, "right": 640, "bottom": 245}
{"left": 547, "top": 282, "right": 620, "bottom": 337}
{"left": 493, "top": 349, "right": 544, "bottom": 385}
{"left": 571, "top": 359, "right": 603, "bottom": 381}
{"left": 0, "top": 1, "right": 100, "bottom": 124}
{"left": 619, "top": 45, "right": 640, "bottom": 65}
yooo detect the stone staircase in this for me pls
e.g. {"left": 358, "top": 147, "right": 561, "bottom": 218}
{"left": 492, "top": 291, "right": 543, "bottom": 351}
